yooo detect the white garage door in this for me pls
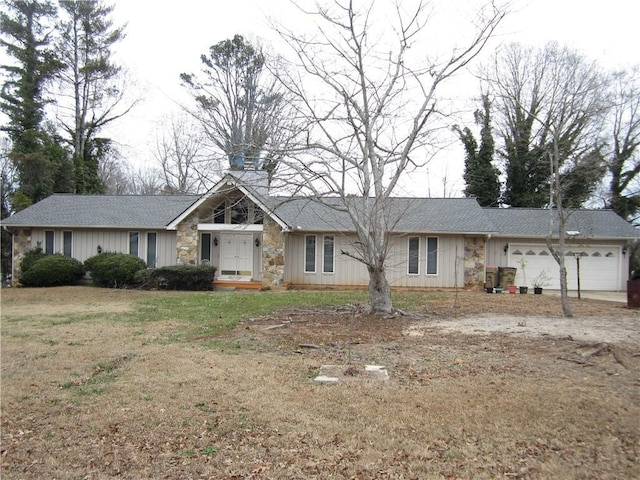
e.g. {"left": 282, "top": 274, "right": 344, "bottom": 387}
{"left": 508, "top": 244, "right": 621, "bottom": 291}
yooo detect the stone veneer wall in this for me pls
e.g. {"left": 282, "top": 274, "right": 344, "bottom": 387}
{"left": 11, "top": 228, "right": 32, "bottom": 284}
{"left": 262, "top": 217, "right": 285, "bottom": 287}
{"left": 176, "top": 212, "right": 199, "bottom": 265}
{"left": 464, "top": 236, "right": 486, "bottom": 289}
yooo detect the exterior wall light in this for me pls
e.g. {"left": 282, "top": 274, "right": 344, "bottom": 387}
{"left": 213, "top": 236, "right": 218, "bottom": 247}
{"left": 97, "top": 245, "right": 103, "bottom": 254}
{"left": 255, "top": 238, "right": 261, "bottom": 248}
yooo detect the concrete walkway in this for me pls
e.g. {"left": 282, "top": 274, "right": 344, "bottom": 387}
{"left": 544, "top": 290, "right": 628, "bottom": 303}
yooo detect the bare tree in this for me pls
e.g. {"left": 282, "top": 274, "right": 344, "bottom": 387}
{"left": 129, "top": 167, "right": 163, "bottom": 195}
{"left": 606, "top": 67, "right": 640, "bottom": 225}
{"left": 152, "top": 114, "right": 213, "bottom": 194}
{"left": 487, "top": 43, "right": 608, "bottom": 317}
{"left": 273, "top": 1, "right": 506, "bottom": 313}
{"left": 97, "top": 144, "right": 135, "bottom": 194}
{"left": 180, "top": 35, "right": 299, "bottom": 183}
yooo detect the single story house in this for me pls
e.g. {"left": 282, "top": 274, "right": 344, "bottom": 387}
{"left": 2, "top": 170, "right": 638, "bottom": 291}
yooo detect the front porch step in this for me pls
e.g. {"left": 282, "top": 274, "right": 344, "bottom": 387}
{"left": 213, "top": 280, "right": 263, "bottom": 291}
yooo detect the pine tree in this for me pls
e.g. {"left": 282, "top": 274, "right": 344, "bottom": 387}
{"left": 0, "top": 0, "right": 67, "bottom": 206}
{"left": 57, "top": 0, "right": 127, "bottom": 194}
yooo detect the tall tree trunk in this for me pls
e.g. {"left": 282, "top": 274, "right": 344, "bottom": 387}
{"left": 367, "top": 265, "right": 392, "bottom": 314}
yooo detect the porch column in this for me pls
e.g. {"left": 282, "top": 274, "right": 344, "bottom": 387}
{"left": 176, "top": 212, "right": 199, "bottom": 265}
{"left": 464, "top": 236, "right": 486, "bottom": 290}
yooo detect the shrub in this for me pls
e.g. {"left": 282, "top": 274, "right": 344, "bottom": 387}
{"left": 19, "top": 245, "right": 47, "bottom": 276}
{"left": 85, "top": 253, "right": 147, "bottom": 288}
{"left": 20, "top": 255, "right": 85, "bottom": 287}
{"left": 146, "top": 265, "right": 216, "bottom": 291}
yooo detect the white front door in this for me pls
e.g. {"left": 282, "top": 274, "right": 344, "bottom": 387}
{"left": 219, "top": 233, "right": 253, "bottom": 280}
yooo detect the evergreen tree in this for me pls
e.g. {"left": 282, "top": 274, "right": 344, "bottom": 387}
{"left": 0, "top": 0, "right": 66, "bottom": 206}
{"left": 56, "top": 0, "right": 127, "bottom": 194}
{"left": 454, "top": 95, "right": 501, "bottom": 206}
{"left": 488, "top": 43, "right": 606, "bottom": 208}
{"left": 501, "top": 106, "right": 549, "bottom": 207}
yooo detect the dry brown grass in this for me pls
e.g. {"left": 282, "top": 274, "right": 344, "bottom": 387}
{"left": 1, "top": 287, "right": 639, "bottom": 479}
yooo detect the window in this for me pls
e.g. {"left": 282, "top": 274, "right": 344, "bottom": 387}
{"left": 254, "top": 206, "right": 264, "bottom": 225}
{"left": 408, "top": 237, "right": 420, "bottom": 275}
{"left": 201, "top": 233, "right": 212, "bottom": 262}
{"left": 230, "top": 199, "right": 248, "bottom": 224}
{"left": 147, "top": 233, "right": 157, "bottom": 268}
{"left": 63, "top": 231, "right": 72, "bottom": 257}
{"left": 323, "top": 235, "right": 335, "bottom": 273}
{"left": 426, "top": 237, "right": 438, "bottom": 275}
{"left": 45, "top": 230, "right": 54, "bottom": 254}
{"left": 305, "top": 235, "right": 316, "bottom": 273}
{"left": 129, "top": 232, "right": 139, "bottom": 257}
{"left": 214, "top": 203, "right": 225, "bottom": 224}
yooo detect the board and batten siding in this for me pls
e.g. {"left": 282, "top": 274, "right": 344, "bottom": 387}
{"left": 285, "top": 233, "right": 465, "bottom": 288}
{"left": 29, "top": 228, "right": 177, "bottom": 267}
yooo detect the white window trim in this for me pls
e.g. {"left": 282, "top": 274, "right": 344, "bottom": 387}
{"left": 322, "top": 235, "right": 335, "bottom": 274}
{"left": 407, "top": 236, "right": 420, "bottom": 275}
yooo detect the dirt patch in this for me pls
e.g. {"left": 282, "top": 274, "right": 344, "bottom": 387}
{"left": 1, "top": 287, "right": 639, "bottom": 479}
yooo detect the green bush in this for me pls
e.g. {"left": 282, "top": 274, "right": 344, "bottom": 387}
{"left": 85, "top": 253, "right": 147, "bottom": 288}
{"left": 146, "top": 265, "right": 216, "bottom": 291}
{"left": 19, "top": 245, "right": 47, "bottom": 276}
{"left": 20, "top": 255, "right": 85, "bottom": 287}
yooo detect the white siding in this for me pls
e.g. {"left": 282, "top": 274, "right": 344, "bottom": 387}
{"left": 29, "top": 229, "right": 177, "bottom": 267}
{"left": 285, "top": 233, "right": 465, "bottom": 288}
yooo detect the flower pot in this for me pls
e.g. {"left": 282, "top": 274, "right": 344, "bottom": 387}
{"left": 508, "top": 285, "right": 517, "bottom": 294}
{"left": 519, "top": 286, "right": 528, "bottom": 294}
{"left": 486, "top": 287, "right": 494, "bottom": 293}
{"left": 494, "top": 287, "right": 503, "bottom": 294}
{"left": 534, "top": 287, "right": 543, "bottom": 295}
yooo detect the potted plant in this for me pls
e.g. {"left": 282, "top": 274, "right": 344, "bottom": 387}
{"left": 518, "top": 258, "right": 528, "bottom": 294}
{"left": 532, "top": 270, "right": 551, "bottom": 294}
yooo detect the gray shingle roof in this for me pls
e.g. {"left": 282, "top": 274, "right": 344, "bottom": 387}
{"left": 2, "top": 190, "right": 637, "bottom": 240}
{"left": 1, "top": 194, "right": 199, "bottom": 229}
{"left": 483, "top": 207, "right": 639, "bottom": 239}
{"left": 268, "top": 196, "right": 494, "bottom": 233}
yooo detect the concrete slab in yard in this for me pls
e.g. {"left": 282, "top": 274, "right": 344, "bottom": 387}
{"left": 314, "top": 364, "right": 389, "bottom": 384}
